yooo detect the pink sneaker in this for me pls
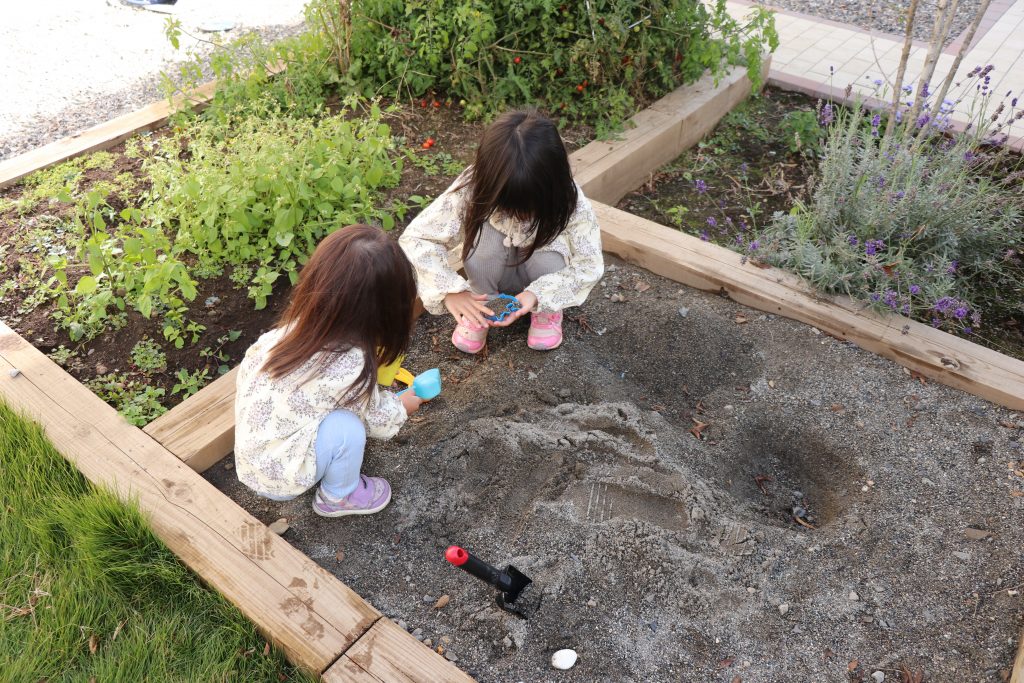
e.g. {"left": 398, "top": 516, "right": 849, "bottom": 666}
{"left": 451, "top": 319, "right": 488, "bottom": 354}
{"left": 527, "top": 311, "right": 563, "bottom": 350}
{"left": 312, "top": 475, "right": 391, "bottom": 517}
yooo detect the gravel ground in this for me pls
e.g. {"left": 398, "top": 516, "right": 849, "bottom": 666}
{"left": 0, "top": 0, "right": 308, "bottom": 161}
{"left": 751, "top": 0, "right": 986, "bottom": 43}
{"left": 207, "top": 257, "right": 1024, "bottom": 683}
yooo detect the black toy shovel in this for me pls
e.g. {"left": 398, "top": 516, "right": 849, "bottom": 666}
{"left": 445, "top": 545, "right": 541, "bottom": 618}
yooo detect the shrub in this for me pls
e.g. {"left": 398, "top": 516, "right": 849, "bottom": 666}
{"left": 138, "top": 99, "right": 403, "bottom": 308}
{"left": 757, "top": 77, "right": 1024, "bottom": 337}
{"left": 352, "top": 0, "right": 777, "bottom": 130}
{"left": 164, "top": 0, "right": 777, "bottom": 131}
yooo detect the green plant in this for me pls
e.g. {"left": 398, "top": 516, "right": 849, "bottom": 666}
{"left": 131, "top": 339, "right": 168, "bottom": 373}
{"left": 47, "top": 193, "right": 199, "bottom": 344}
{"left": 47, "top": 345, "right": 76, "bottom": 366}
{"left": 779, "top": 109, "right": 823, "bottom": 156}
{"left": 757, "top": 81, "right": 1024, "bottom": 338}
{"left": 171, "top": 367, "right": 211, "bottom": 399}
{"left": 199, "top": 330, "right": 242, "bottom": 375}
{"left": 86, "top": 374, "right": 168, "bottom": 426}
{"left": 348, "top": 0, "right": 777, "bottom": 129}
{"left": 139, "top": 101, "right": 402, "bottom": 308}
{"left": 0, "top": 152, "right": 115, "bottom": 215}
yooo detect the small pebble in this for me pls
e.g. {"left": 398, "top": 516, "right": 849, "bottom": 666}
{"left": 778, "top": 603, "right": 789, "bottom": 616}
{"left": 8, "top": 368, "right": 21, "bottom": 378}
{"left": 586, "top": 598, "right": 597, "bottom": 607}
{"left": 502, "top": 635, "right": 513, "bottom": 648}
{"left": 557, "top": 388, "right": 571, "bottom": 398}
{"left": 550, "top": 649, "right": 578, "bottom": 670}
{"left": 411, "top": 628, "right": 422, "bottom": 638}
{"left": 444, "top": 651, "right": 458, "bottom": 662}
{"left": 678, "top": 306, "right": 689, "bottom": 318}
{"left": 849, "top": 591, "right": 860, "bottom": 601}
{"left": 224, "top": 461, "right": 234, "bottom": 470}
{"left": 423, "top": 638, "right": 433, "bottom": 647}
{"left": 527, "top": 371, "right": 538, "bottom": 380}
{"left": 610, "top": 293, "right": 626, "bottom": 303}
{"left": 872, "top": 671, "right": 885, "bottom": 682}
{"left": 397, "top": 620, "right": 407, "bottom": 630}
{"left": 422, "top": 595, "right": 435, "bottom": 603}
{"left": 268, "top": 518, "right": 289, "bottom": 535}
{"left": 952, "top": 551, "right": 970, "bottom": 561}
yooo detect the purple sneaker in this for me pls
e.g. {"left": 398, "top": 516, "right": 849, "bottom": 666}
{"left": 312, "top": 475, "right": 391, "bottom": 517}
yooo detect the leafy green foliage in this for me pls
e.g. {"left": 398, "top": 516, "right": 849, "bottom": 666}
{"left": 131, "top": 339, "right": 168, "bottom": 373}
{"left": 0, "top": 402, "right": 311, "bottom": 680}
{"left": 139, "top": 100, "right": 402, "bottom": 309}
{"left": 47, "top": 192, "right": 200, "bottom": 344}
{"left": 779, "top": 110, "right": 823, "bottom": 156}
{"left": 86, "top": 374, "right": 168, "bottom": 426}
{"left": 171, "top": 367, "right": 211, "bottom": 399}
{"left": 348, "top": 0, "right": 777, "bottom": 129}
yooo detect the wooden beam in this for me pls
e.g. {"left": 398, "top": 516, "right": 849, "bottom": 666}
{"left": 323, "top": 618, "right": 475, "bottom": 683}
{"left": 1011, "top": 628, "right": 1024, "bottom": 683}
{"left": 570, "top": 59, "right": 770, "bottom": 205}
{"left": 144, "top": 366, "right": 237, "bottom": 472}
{"left": 0, "top": 82, "right": 216, "bottom": 190}
{"left": 0, "top": 321, "right": 379, "bottom": 673}
{"left": 593, "top": 202, "right": 1024, "bottom": 411}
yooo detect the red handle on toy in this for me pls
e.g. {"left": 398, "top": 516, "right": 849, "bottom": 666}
{"left": 445, "top": 545, "right": 469, "bottom": 566}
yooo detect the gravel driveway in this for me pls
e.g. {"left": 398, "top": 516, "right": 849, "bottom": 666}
{"left": 0, "top": 0, "right": 307, "bottom": 161}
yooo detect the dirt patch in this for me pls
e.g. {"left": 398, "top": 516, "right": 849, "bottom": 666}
{"left": 206, "top": 257, "right": 1024, "bottom": 682}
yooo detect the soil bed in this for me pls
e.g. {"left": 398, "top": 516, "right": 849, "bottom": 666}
{"left": 206, "top": 255, "right": 1024, "bottom": 682}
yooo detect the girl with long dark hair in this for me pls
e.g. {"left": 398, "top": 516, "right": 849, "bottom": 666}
{"left": 234, "top": 225, "right": 423, "bottom": 517}
{"left": 399, "top": 110, "right": 603, "bottom": 353}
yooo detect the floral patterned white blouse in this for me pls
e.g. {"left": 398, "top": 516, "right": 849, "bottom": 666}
{"left": 398, "top": 173, "right": 604, "bottom": 315}
{"left": 234, "top": 326, "right": 408, "bottom": 498}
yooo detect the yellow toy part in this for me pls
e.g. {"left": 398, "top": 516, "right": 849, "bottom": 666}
{"left": 376, "top": 354, "right": 415, "bottom": 387}
{"left": 376, "top": 354, "right": 406, "bottom": 385}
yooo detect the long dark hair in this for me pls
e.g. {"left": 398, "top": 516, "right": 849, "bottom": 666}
{"left": 457, "top": 110, "right": 578, "bottom": 264}
{"left": 262, "top": 224, "right": 416, "bottom": 405}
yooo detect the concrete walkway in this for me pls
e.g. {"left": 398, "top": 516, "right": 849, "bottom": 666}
{"left": 730, "top": 0, "right": 1024, "bottom": 143}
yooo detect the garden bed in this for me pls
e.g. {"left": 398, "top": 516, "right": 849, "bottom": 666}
{"left": 618, "top": 87, "right": 1024, "bottom": 362}
{"left": 204, "top": 253, "right": 1024, "bottom": 682}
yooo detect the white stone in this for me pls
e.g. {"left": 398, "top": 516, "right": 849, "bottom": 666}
{"left": 778, "top": 603, "right": 790, "bottom": 616}
{"left": 871, "top": 671, "right": 885, "bottom": 682}
{"left": 849, "top": 591, "right": 860, "bottom": 601}
{"left": 551, "top": 649, "right": 578, "bottom": 670}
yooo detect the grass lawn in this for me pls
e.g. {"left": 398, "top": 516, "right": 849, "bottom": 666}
{"left": 0, "top": 401, "right": 313, "bottom": 682}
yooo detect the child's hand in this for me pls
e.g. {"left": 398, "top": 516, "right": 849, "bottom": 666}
{"left": 400, "top": 391, "right": 424, "bottom": 415}
{"left": 489, "top": 291, "right": 537, "bottom": 327}
{"left": 444, "top": 291, "right": 494, "bottom": 328}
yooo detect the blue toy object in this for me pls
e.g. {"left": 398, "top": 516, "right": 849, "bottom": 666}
{"left": 398, "top": 368, "right": 442, "bottom": 400}
{"left": 484, "top": 294, "right": 522, "bottom": 322}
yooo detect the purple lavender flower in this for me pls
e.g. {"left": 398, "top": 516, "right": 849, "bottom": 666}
{"left": 739, "top": 162, "right": 749, "bottom": 174}
{"left": 909, "top": 284, "right": 921, "bottom": 295}
{"left": 883, "top": 290, "right": 899, "bottom": 308}
{"left": 901, "top": 84, "right": 912, "bottom": 94}
{"left": 946, "top": 260, "right": 958, "bottom": 274}
{"left": 894, "top": 191, "right": 905, "bottom": 199}
{"left": 870, "top": 293, "right": 881, "bottom": 302}
{"left": 916, "top": 112, "right": 931, "bottom": 128}
{"left": 700, "top": 230, "right": 709, "bottom": 241}
{"left": 934, "top": 297, "right": 955, "bottom": 314}
{"left": 901, "top": 303, "right": 910, "bottom": 314}
{"left": 873, "top": 78, "right": 883, "bottom": 87}
{"left": 954, "top": 306, "right": 968, "bottom": 319}
{"left": 819, "top": 103, "right": 834, "bottom": 126}
{"left": 748, "top": 240, "right": 760, "bottom": 251}
{"left": 865, "top": 239, "right": 886, "bottom": 256}
{"left": 876, "top": 175, "right": 886, "bottom": 189}
{"left": 848, "top": 235, "right": 859, "bottom": 246}
{"left": 706, "top": 216, "right": 717, "bottom": 227}
{"left": 871, "top": 113, "right": 881, "bottom": 137}
{"left": 962, "top": 327, "right": 972, "bottom": 334}
{"left": 695, "top": 179, "right": 707, "bottom": 194}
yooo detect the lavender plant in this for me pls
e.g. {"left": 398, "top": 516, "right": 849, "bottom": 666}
{"left": 756, "top": 73, "right": 1024, "bottom": 339}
